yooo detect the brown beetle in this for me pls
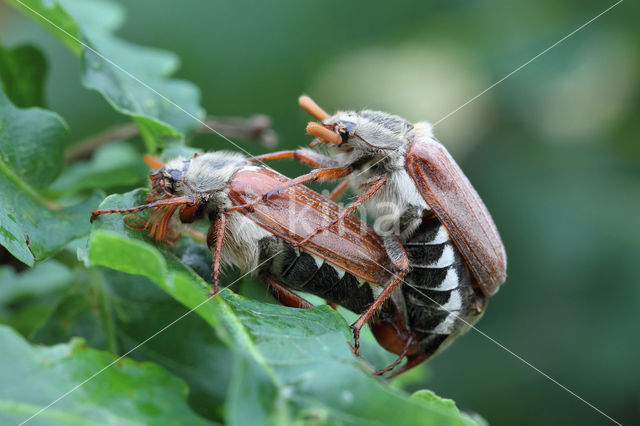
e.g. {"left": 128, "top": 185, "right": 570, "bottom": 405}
{"left": 90, "top": 151, "right": 411, "bottom": 367}
{"left": 250, "top": 96, "right": 507, "bottom": 375}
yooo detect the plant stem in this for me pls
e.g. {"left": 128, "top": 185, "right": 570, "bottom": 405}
{"left": 65, "top": 114, "right": 278, "bottom": 162}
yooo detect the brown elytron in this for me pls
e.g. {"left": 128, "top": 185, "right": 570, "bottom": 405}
{"left": 254, "top": 96, "right": 507, "bottom": 293}
{"left": 228, "top": 167, "right": 394, "bottom": 286}
{"left": 406, "top": 130, "right": 506, "bottom": 295}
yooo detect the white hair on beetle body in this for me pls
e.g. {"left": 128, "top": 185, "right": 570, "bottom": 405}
{"left": 161, "top": 151, "right": 272, "bottom": 271}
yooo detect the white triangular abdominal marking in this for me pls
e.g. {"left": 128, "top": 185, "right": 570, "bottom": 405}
{"left": 439, "top": 289, "right": 462, "bottom": 311}
{"left": 434, "top": 268, "right": 459, "bottom": 291}
{"left": 428, "top": 244, "right": 455, "bottom": 268}
{"left": 310, "top": 253, "right": 324, "bottom": 269}
{"left": 430, "top": 225, "right": 451, "bottom": 244}
{"left": 433, "top": 314, "right": 457, "bottom": 334}
{"left": 330, "top": 264, "right": 346, "bottom": 279}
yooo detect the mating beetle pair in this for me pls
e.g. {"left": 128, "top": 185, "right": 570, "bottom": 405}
{"left": 91, "top": 96, "right": 506, "bottom": 377}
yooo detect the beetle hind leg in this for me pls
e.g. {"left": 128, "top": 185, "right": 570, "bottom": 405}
{"left": 261, "top": 273, "right": 315, "bottom": 309}
{"left": 349, "top": 236, "right": 409, "bottom": 356}
{"left": 384, "top": 354, "right": 430, "bottom": 379}
{"left": 374, "top": 335, "right": 414, "bottom": 376}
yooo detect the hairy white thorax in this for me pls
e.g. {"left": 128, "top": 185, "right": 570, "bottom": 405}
{"left": 221, "top": 212, "right": 272, "bottom": 272}
{"left": 164, "top": 151, "right": 249, "bottom": 215}
{"left": 163, "top": 151, "right": 273, "bottom": 271}
{"left": 181, "top": 151, "right": 247, "bottom": 194}
{"left": 325, "top": 112, "right": 437, "bottom": 241}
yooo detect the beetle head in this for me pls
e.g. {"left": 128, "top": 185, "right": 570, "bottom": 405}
{"left": 299, "top": 95, "right": 410, "bottom": 154}
{"left": 306, "top": 110, "right": 408, "bottom": 155}
{"left": 148, "top": 157, "right": 190, "bottom": 200}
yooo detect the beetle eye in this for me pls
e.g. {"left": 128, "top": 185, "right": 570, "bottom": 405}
{"left": 168, "top": 170, "right": 183, "bottom": 181}
{"left": 342, "top": 121, "right": 356, "bottom": 133}
{"left": 337, "top": 121, "right": 356, "bottom": 142}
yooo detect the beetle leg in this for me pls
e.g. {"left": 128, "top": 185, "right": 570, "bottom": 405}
{"left": 328, "top": 180, "right": 349, "bottom": 201}
{"left": 123, "top": 214, "right": 147, "bottom": 230}
{"left": 261, "top": 273, "right": 315, "bottom": 309}
{"left": 224, "top": 202, "right": 258, "bottom": 213}
{"left": 206, "top": 212, "right": 227, "bottom": 296}
{"left": 179, "top": 198, "right": 200, "bottom": 223}
{"left": 262, "top": 274, "right": 339, "bottom": 317}
{"left": 374, "top": 335, "right": 414, "bottom": 376}
{"left": 295, "top": 176, "right": 386, "bottom": 247}
{"left": 350, "top": 236, "right": 409, "bottom": 355}
{"left": 90, "top": 196, "right": 196, "bottom": 222}
{"left": 249, "top": 149, "right": 339, "bottom": 169}
{"left": 385, "top": 354, "right": 430, "bottom": 379}
{"left": 261, "top": 167, "right": 351, "bottom": 201}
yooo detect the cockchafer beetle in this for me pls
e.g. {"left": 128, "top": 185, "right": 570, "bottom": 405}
{"left": 91, "top": 151, "right": 415, "bottom": 373}
{"left": 249, "top": 96, "right": 507, "bottom": 376}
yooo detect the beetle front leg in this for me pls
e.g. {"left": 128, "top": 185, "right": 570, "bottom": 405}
{"left": 261, "top": 166, "right": 352, "bottom": 202}
{"left": 249, "top": 148, "right": 339, "bottom": 169}
{"left": 90, "top": 196, "right": 196, "bottom": 222}
{"left": 206, "top": 212, "right": 227, "bottom": 296}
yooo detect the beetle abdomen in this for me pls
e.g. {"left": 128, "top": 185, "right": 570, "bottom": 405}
{"left": 402, "top": 216, "right": 478, "bottom": 336}
{"left": 263, "top": 241, "right": 375, "bottom": 314}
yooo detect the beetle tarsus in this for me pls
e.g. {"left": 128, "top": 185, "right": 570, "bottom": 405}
{"left": 350, "top": 324, "right": 362, "bottom": 355}
{"left": 374, "top": 336, "right": 414, "bottom": 376}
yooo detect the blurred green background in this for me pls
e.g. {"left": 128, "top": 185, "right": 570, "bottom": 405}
{"left": 1, "top": 0, "right": 638, "bottom": 424}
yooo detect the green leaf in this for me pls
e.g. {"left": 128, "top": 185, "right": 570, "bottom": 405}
{"left": 50, "top": 142, "right": 148, "bottom": 194}
{"left": 0, "top": 88, "right": 67, "bottom": 189}
{"left": 411, "top": 391, "right": 470, "bottom": 420}
{"left": 0, "top": 44, "right": 47, "bottom": 108}
{"left": 31, "top": 271, "right": 116, "bottom": 352}
{"left": 0, "top": 87, "right": 101, "bottom": 265}
{"left": 0, "top": 325, "right": 215, "bottom": 425}
{"left": 32, "top": 268, "right": 233, "bottom": 422}
{"left": 81, "top": 36, "right": 203, "bottom": 149}
{"left": 88, "top": 190, "right": 478, "bottom": 425}
{"left": 4, "top": 0, "right": 82, "bottom": 55}
{"left": 0, "top": 207, "right": 34, "bottom": 267}
{"left": 9, "top": 0, "right": 204, "bottom": 151}
{"left": 0, "top": 261, "right": 74, "bottom": 336}
{"left": 0, "top": 174, "right": 102, "bottom": 263}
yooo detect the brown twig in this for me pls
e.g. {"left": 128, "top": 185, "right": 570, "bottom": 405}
{"left": 65, "top": 114, "right": 278, "bottom": 162}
